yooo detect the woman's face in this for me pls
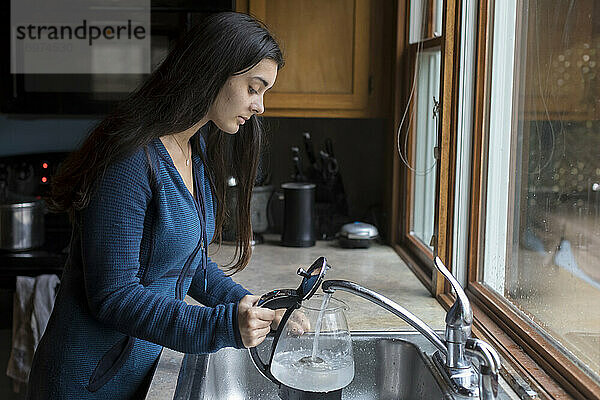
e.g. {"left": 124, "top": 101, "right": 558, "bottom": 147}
{"left": 208, "top": 58, "right": 278, "bottom": 134}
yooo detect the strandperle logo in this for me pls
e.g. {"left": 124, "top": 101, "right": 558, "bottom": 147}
{"left": 15, "top": 19, "right": 147, "bottom": 46}
{"left": 11, "top": 0, "right": 150, "bottom": 74}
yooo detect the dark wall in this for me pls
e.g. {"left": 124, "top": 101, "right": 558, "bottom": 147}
{"left": 0, "top": 115, "right": 97, "bottom": 157}
{"left": 0, "top": 115, "right": 388, "bottom": 231}
{"left": 262, "top": 117, "right": 388, "bottom": 226}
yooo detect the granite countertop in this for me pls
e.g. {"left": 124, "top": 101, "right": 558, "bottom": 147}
{"left": 146, "top": 235, "right": 520, "bottom": 399}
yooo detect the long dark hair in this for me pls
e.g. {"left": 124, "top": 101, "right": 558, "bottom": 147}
{"left": 49, "top": 12, "right": 284, "bottom": 274}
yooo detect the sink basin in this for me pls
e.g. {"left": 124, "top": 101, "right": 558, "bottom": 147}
{"left": 173, "top": 331, "right": 450, "bottom": 400}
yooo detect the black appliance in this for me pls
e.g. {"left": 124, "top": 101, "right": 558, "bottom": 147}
{"left": 0, "top": 1, "right": 234, "bottom": 115}
{"left": 287, "top": 133, "right": 349, "bottom": 240}
{"left": 281, "top": 182, "right": 316, "bottom": 247}
{"left": 0, "top": 152, "right": 71, "bottom": 281}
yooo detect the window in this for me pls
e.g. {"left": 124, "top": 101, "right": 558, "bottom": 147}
{"left": 409, "top": 0, "right": 443, "bottom": 43}
{"left": 410, "top": 48, "right": 440, "bottom": 250}
{"left": 394, "top": 0, "right": 600, "bottom": 396}
{"left": 394, "top": 0, "right": 444, "bottom": 285}
{"left": 481, "top": 0, "right": 600, "bottom": 386}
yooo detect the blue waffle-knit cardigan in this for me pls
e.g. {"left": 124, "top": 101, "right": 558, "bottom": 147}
{"left": 27, "top": 136, "right": 251, "bottom": 399}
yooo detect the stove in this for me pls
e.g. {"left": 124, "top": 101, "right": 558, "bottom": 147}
{"left": 0, "top": 152, "right": 71, "bottom": 287}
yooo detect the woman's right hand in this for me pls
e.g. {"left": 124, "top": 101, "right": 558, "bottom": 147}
{"left": 237, "top": 295, "right": 276, "bottom": 348}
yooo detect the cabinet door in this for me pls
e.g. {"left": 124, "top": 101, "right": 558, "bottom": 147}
{"left": 249, "top": 0, "right": 370, "bottom": 111}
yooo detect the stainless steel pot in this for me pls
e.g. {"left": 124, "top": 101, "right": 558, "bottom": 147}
{"left": 0, "top": 195, "right": 45, "bottom": 251}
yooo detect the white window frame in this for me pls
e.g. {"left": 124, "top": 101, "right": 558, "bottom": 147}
{"left": 451, "top": 0, "right": 478, "bottom": 287}
{"left": 482, "top": 0, "right": 518, "bottom": 294}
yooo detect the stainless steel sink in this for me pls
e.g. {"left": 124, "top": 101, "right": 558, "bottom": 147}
{"left": 174, "top": 331, "right": 452, "bottom": 400}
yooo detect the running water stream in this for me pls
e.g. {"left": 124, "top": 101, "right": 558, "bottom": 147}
{"left": 311, "top": 292, "right": 332, "bottom": 360}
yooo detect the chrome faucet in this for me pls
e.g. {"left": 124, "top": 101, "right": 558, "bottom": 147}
{"left": 321, "top": 256, "right": 501, "bottom": 400}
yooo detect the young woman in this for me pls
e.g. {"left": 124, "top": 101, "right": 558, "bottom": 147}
{"left": 27, "top": 12, "right": 284, "bottom": 399}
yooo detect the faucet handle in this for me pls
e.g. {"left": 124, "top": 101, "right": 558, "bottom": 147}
{"left": 434, "top": 257, "right": 473, "bottom": 326}
{"left": 466, "top": 338, "right": 501, "bottom": 400}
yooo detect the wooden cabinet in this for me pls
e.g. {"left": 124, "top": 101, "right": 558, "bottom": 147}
{"left": 237, "top": 0, "right": 393, "bottom": 118}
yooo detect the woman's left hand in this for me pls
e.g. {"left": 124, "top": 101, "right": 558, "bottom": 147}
{"left": 270, "top": 309, "right": 311, "bottom": 336}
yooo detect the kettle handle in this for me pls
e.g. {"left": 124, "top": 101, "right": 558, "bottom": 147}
{"left": 248, "top": 291, "right": 300, "bottom": 386}
{"left": 256, "top": 289, "right": 299, "bottom": 309}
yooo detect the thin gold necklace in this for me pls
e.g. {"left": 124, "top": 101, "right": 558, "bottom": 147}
{"left": 172, "top": 135, "right": 190, "bottom": 166}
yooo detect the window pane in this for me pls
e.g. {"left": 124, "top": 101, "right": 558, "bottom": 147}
{"left": 432, "top": 0, "right": 443, "bottom": 37}
{"left": 410, "top": 48, "right": 441, "bottom": 249}
{"left": 483, "top": 0, "right": 600, "bottom": 382}
{"left": 409, "top": 0, "right": 444, "bottom": 43}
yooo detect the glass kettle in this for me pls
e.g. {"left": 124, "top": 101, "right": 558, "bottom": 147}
{"left": 249, "top": 257, "right": 355, "bottom": 399}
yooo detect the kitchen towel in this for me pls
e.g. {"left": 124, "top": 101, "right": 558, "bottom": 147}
{"left": 6, "top": 274, "right": 60, "bottom": 392}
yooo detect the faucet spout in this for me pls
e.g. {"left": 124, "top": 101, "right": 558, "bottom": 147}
{"left": 321, "top": 279, "right": 447, "bottom": 355}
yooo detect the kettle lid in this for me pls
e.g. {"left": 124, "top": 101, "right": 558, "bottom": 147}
{"left": 256, "top": 257, "right": 330, "bottom": 310}
{"left": 296, "top": 256, "right": 329, "bottom": 301}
